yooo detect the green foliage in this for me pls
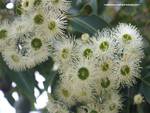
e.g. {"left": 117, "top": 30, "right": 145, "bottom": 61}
{"left": 140, "top": 74, "right": 150, "bottom": 104}
{"left": 0, "top": 56, "right": 36, "bottom": 103}
{"left": 69, "top": 15, "right": 108, "bottom": 35}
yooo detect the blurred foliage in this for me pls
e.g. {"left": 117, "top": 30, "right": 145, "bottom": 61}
{"left": 0, "top": 0, "right": 150, "bottom": 113}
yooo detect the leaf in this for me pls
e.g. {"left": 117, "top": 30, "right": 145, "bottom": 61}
{"left": 4, "top": 92, "right": 15, "bottom": 106}
{"left": 6, "top": 70, "right": 37, "bottom": 103}
{"left": 97, "top": 0, "right": 109, "bottom": 15}
{"left": 0, "top": 55, "right": 37, "bottom": 104}
{"left": 71, "top": 0, "right": 82, "bottom": 7}
{"left": 2, "top": 63, "right": 37, "bottom": 103}
{"left": 14, "top": 96, "right": 31, "bottom": 113}
{"left": 35, "top": 57, "right": 57, "bottom": 90}
{"left": 35, "top": 57, "right": 54, "bottom": 77}
{"left": 69, "top": 15, "right": 108, "bottom": 35}
{"left": 44, "top": 71, "right": 57, "bottom": 90}
{"left": 89, "top": 0, "right": 97, "bottom": 15}
{"left": 140, "top": 74, "right": 150, "bottom": 104}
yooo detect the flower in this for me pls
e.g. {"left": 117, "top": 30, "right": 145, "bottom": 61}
{"left": 11, "top": 16, "right": 33, "bottom": 34}
{"left": 2, "top": 46, "right": 27, "bottom": 71}
{"left": 52, "top": 78, "right": 77, "bottom": 107}
{"left": 2, "top": 52, "right": 26, "bottom": 71}
{"left": 134, "top": 94, "right": 144, "bottom": 105}
{"left": 95, "top": 56, "right": 117, "bottom": 79}
{"left": 1, "top": 33, "right": 37, "bottom": 71}
{"left": 22, "top": 31, "right": 51, "bottom": 66}
{"left": 81, "top": 33, "right": 90, "bottom": 44}
{"left": 52, "top": 35, "right": 78, "bottom": 71}
{"left": 59, "top": 58, "right": 97, "bottom": 103}
{"left": 76, "top": 90, "right": 122, "bottom": 113}
{"left": 47, "top": 95, "right": 70, "bottom": 113}
{"left": 113, "top": 23, "right": 143, "bottom": 50}
{"left": 93, "top": 77, "right": 119, "bottom": 97}
{"left": 122, "top": 43, "right": 144, "bottom": 63}
{"left": 43, "top": 0, "right": 71, "bottom": 12}
{"left": 65, "top": 58, "right": 97, "bottom": 84}
{"left": 102, "top": 91, "right": 122, "bottom": 113}
{"left": 92, "top": 28, "right": 117, "bottom": 57}
{"left": 32, "top": 9, "right": 67, "bottom": 40}
{"left": 77, "top": 40, "right": 95, "bottom": 60}
{"left": 32, "top": 9, "right": 45, "bottom": 25}
{"left": 77, "top": 103, "right": 102, "bottom": 113}
{"left": 113, "top": 56, "right": 141, "bottom": 86}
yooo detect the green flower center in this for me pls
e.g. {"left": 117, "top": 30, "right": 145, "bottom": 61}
{"left": 0, "top": 29, "right": 7, "bottom": 39}
{"left": 78, "top": 67, "right": 89, "bottom": 80}
{"left": 120, "top": 65, "right": 130, "bottom": 76}
{"left": 109, "top": 104, "right": 116, "bottom": 111}
{"left": 62, "top": 89, "right": 69, "bottom": 98}
{"left": 90, "top": 110, "right": 98, "bottom": 113}
{"left": 83, "top": 48, "right": 93, "bottom": 58}
{"left": 99, "top": 41, "right": 109, "bottom": 52}
{"left": 101, "top": 77, "right": 110, "bottom": 88}
{"left": 61, "top": 48, "right": 69, "bottom": 59}
{"left": 31, "top": 38, "right": 42, "bottom": 50}
{"left": 48, "top": 21, "right": 56, "bottom": 31}
{"left": 11, "top": 55, "right": 20, "bottom": 63}
{"left": 34, "top": 0, "right": 42, "bottom": 6}
{"left": 101, "top": 62, "right": 109, "bottom": 72}
{"left": 122, "top": 34, "right": 132, "bottom": 43}
{"left": 34, "top": 14, "right": 44, "bottom": 25}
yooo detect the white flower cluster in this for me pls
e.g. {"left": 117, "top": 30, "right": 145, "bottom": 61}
{"left": 47, "top": 23, "right": 144, "bottom": 113}
{"left": 0, "top": 0, "right": 70, "bottom": 71}
{"left": 0, "top": 0, "right": 144, "bottom": 113}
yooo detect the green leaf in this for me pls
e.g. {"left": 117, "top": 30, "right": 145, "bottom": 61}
{"left": 44, "top": 71, "right": 57, "bottom": 90}
{"left": 7, "top": 70, "right": 37, "bottom": 103}
{"left": 35, "top": 57, "right": 54, "bottom": 77}
{"left": 140, "top": 74, "right": 150, "bottom": 104}
{"left": 4, "top": 92, "right": 15, "bottom": 106}
{"left": 2, "top": 65, "right": 37, "bottom": 103}
{"left": 71, "top": 0, "right": 82, "bottom": 7}
{"left": 14, "top": 96, "right": 31, "bottom": 113}
{"left": 0, "top": 55, "right": 37, "bottom": 104}
{"left": 69, "top": 15, "right": 108, "bottom": 35}
{"left": 97, "top": 0, "right": 109, "bottom": 15}
{"left": 35, "top": 57, "right": 57, "bottom": 90}
{"left": 89, "top": 0, "right": 97, "bottom": 15}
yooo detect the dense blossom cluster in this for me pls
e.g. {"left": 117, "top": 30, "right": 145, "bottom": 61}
{"left": 48, "top": 23, "right": 143, "bottom": 113}
{"left": 0, "top": 0, "right": 144, "bottom": 113}
{"left": 0, "top": 0, "right": 70, "bottom": 71}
